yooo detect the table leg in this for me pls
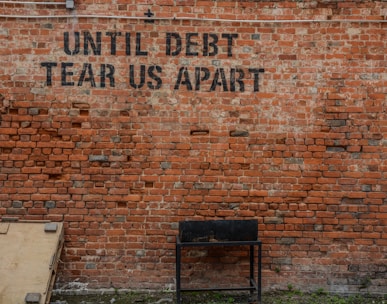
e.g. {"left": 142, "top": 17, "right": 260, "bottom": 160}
{"left": 176, "top": 243, "right": 181, "bottom": 304}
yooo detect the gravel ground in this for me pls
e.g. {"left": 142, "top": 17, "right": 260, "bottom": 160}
{"left": 50, "top": 290, "right": 387, "bottom": 304}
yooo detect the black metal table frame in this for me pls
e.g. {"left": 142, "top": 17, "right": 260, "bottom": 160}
{"left": 176, "top": 237, "right": 262, "bottom": 304}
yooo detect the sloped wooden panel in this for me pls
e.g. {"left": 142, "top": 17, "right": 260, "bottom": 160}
{"left": 0, "top": 221, "right": 64, "bottom": 304}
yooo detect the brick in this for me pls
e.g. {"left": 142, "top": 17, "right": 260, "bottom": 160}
{"left": 89, "top": 155, "right": 109, "bottom": 162}
{"left": 0, "top": 0, "right": 386, "bottom": 295}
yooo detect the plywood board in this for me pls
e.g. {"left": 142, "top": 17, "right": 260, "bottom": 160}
{"left": 0, "top": 221, "right": 64, "bottom": 304}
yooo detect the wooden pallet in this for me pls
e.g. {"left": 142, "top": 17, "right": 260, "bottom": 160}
{"left": 0, "top": 221, "right": 64, "bottom": 304}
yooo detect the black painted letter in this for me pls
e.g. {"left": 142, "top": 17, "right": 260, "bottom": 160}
{"left": 186, "top": 33, "right": 199, "bottom": 56}
{"left": 148, "top": 66, "right": 162, "bottom": 90}
{"left": 129, "top": 65, "right": 145, "bottom": 89}
{"left": 64, "top": 32, "right": 80, "bottom": 55}
{"left": 61, "top": 62, "right": 74, "bottom": 86}
{"left": 41, "top": 62, "right": 57, "bottom": 86}
{"left": 125, "top": 33, "right": 131, "bottom": 55}
{"left": 100, "top": 64, "right": 115, "bottom": 88}
{"left": 248, "top": 68, "right": 265, "bottom": 92}
{"left": 166, "top": 33, "right": 182, "bottom": 56}
{"left": 194, "top": 67, "right": 210, "bottom": 90}
{"left": 84, "top": 31, "right": 102, "bottom": 55}
{"left": 230, "top": 68, "right": 245, "bottom": 92}
{"left": 210, "top": 68, "right": 228, "bottom": 91}
{"left": 136, "top": 33, "right": 148, "bottom": 56}
{"left": 106, "top": 32, "right": 121, "bottom": 55}
{"left": 203, "top": 34, "right": 218, "bottom": 56}
{"left": 222, "top": 33, "right": 238, "bottom": 57}
{"left": 174, "top": 67, "right": 192, "bottom": 90}
{"left": 78, "top": 63, "right": 96, "bottom": 87}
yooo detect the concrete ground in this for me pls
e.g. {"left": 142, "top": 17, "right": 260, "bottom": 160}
{"left": 50, "top": 290, "right": 387, "bottom": 304}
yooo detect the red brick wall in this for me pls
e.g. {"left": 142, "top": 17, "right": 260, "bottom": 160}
{"left": 0, "top": 0, "right": 386, "bottom": 294}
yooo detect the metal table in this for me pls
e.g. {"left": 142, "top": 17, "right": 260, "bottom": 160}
{"left": 175, "top": 220, "right": 262, "bottom": 304}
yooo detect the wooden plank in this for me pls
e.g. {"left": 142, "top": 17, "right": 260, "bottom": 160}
{"left": 0, "top": 222, "right": 64, "bottom": 304}
{"left": 44, "top": 227, "right": 65, "bottom": 304}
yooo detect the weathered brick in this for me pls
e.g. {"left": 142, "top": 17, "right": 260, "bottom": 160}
{"left": 0, "top": 0, "right": 386, "bottom": 294}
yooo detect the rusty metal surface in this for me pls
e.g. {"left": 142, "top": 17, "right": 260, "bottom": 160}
{"left": 179, "top": 219, "right": 258, "bottom": 243}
